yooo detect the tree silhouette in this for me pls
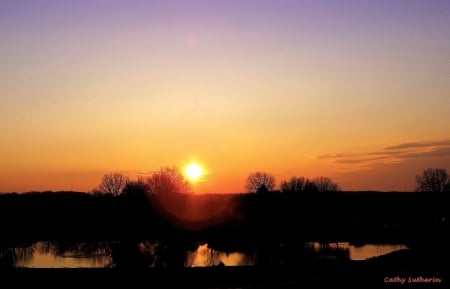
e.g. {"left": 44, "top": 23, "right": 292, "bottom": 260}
{"left": 312, "top": 176, "right": 341, "bottom": 192}
{"left": 122, "top": 177, "right": 149, "bottom": 198}
{"left": 256, "top": 184, "right": 269, "bottom": 194}
{"left": 280, "top": 176, "right": 306, "bottom": 193}
{"left": 146, "top": 167, "right": 191, "bottom": 194}
{"left": 415, "top": 168, "right": 449, "bottom": 193}
{"left": 245, "top": 171, "right": 275, "bottom": 193}
{"left": 97, "top": 172, "right": 129, "bottom": 196}
{"left": 280, "top": 176, "right": 340, "bottom": 193}
{"left": 303, "top": 179, "right": 319, "bottom": 192}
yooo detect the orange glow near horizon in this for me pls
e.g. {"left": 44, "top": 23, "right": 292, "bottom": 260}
{"left": 0, "top": 1, "right": 449, "bottom": 194}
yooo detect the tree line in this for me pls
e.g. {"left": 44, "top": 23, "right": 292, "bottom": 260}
{"left": 92, "top": 167, "right": 191, "bottom": 197}
{"left": 93, "top": 167, "right": 450, "bottom": 197}
{"left": 93, "top": 169, "right": 342, "bottom": 197}
{"left": 245, "top": 172, "right": 340, "bottom": 194}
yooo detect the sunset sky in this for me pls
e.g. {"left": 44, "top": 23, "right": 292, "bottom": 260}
{"left": 1, "top": 0, "right": 449, "bottom": 193}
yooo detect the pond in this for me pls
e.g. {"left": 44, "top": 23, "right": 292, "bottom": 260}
{"left": 1, "top": 241, "right": 408, "bottom": 268}
{"left": 305, "top": 242, "right": 408, "bottom": 261}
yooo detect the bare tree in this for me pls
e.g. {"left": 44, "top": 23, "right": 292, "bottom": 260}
{"left": 146, "top": 167, "right": 191, "bottom": 194}
{"left": 98, "top": 172, "right": 129, "bottom": 196}
{"left": 280, "top": 176, "right": 306, "bottom": 193}
{"left": 312, "top": 176, "right": 340, "bottom": 192}
{"left": 416, "top": 168, "right": 449, "bottom": 193}
{"left": 245, "top": 171, "right": 275, "bottom": 193}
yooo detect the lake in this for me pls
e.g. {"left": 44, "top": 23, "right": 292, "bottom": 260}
{"left": 1, "top": 241, "right": 408, "bottom": 268}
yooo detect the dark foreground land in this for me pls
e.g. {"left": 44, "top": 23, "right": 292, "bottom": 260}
{"left": 2, "top": 250, "right": 447, "bottom": 289}
{"left": 0, "top": 190, "right": 448, "bottom": 243}
{"left": 0, "top": 190, "right": 448, "bottom": 288}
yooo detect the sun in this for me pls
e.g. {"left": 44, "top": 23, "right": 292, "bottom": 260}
{"left": 185, "top": 163, "right": 203, "bottom": 181}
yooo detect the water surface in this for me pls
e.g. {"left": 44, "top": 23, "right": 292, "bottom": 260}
{"left": 2, "top": 241, "right": 408, "bottom": 268}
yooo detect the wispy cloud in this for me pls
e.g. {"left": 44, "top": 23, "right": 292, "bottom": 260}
{"left": 335, "top": 156, "right": 393, "bottom": 164}
{"left": 318, "top": 139, "right": 450, "bottom": 167}
{"left": 384, "top": 140, "right": 450, "bottom": 150}
{"left": 317, "top": 153, "right": 346, "bottom": 160}
{"left": 401, "top": 146, "right": 450, "bottom": 159}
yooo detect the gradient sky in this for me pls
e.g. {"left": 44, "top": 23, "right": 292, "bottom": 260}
{"left": 1, "top": 0, "right": 449, "bottom": 193}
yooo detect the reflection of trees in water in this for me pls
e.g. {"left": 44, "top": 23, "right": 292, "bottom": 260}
{"left": 2, "top": 240, "right": 191, "bottom": 269}
{"left": 0, "top": 246, "right": 34, "bottom": 268}
{"left": 185, "top": 244, "right": 216, "bottom": 267}
{"left": 49, "top": 241, "right": 112, "bottom": 258}
{"left": 184, "top": 243, "right": 255, "bottom": 267}
{"left": 108, "top": 240, "right": 349, "bottom": 267}
{"left": 33, "top": 241, "right": 112, "bottom": 265}
{"left": 182, "top": 241, "right": 336, "bottom": 266}
{"left": 49, "top": 241, "right": 113, "bottom": 267}
{"left": 1, "top": 240, "right": 352, "bottom": 268}
{"left": 305, "top": 242, "right": 350, "bottom": 260}
{"left": 28, "top": 241, "right": 112, "bottom": 257}
{"left": 216, "top": 241, "right": 350, "bottom": 265}
{"left": 1, "top": 241, "right": 114, "bottom": 268}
